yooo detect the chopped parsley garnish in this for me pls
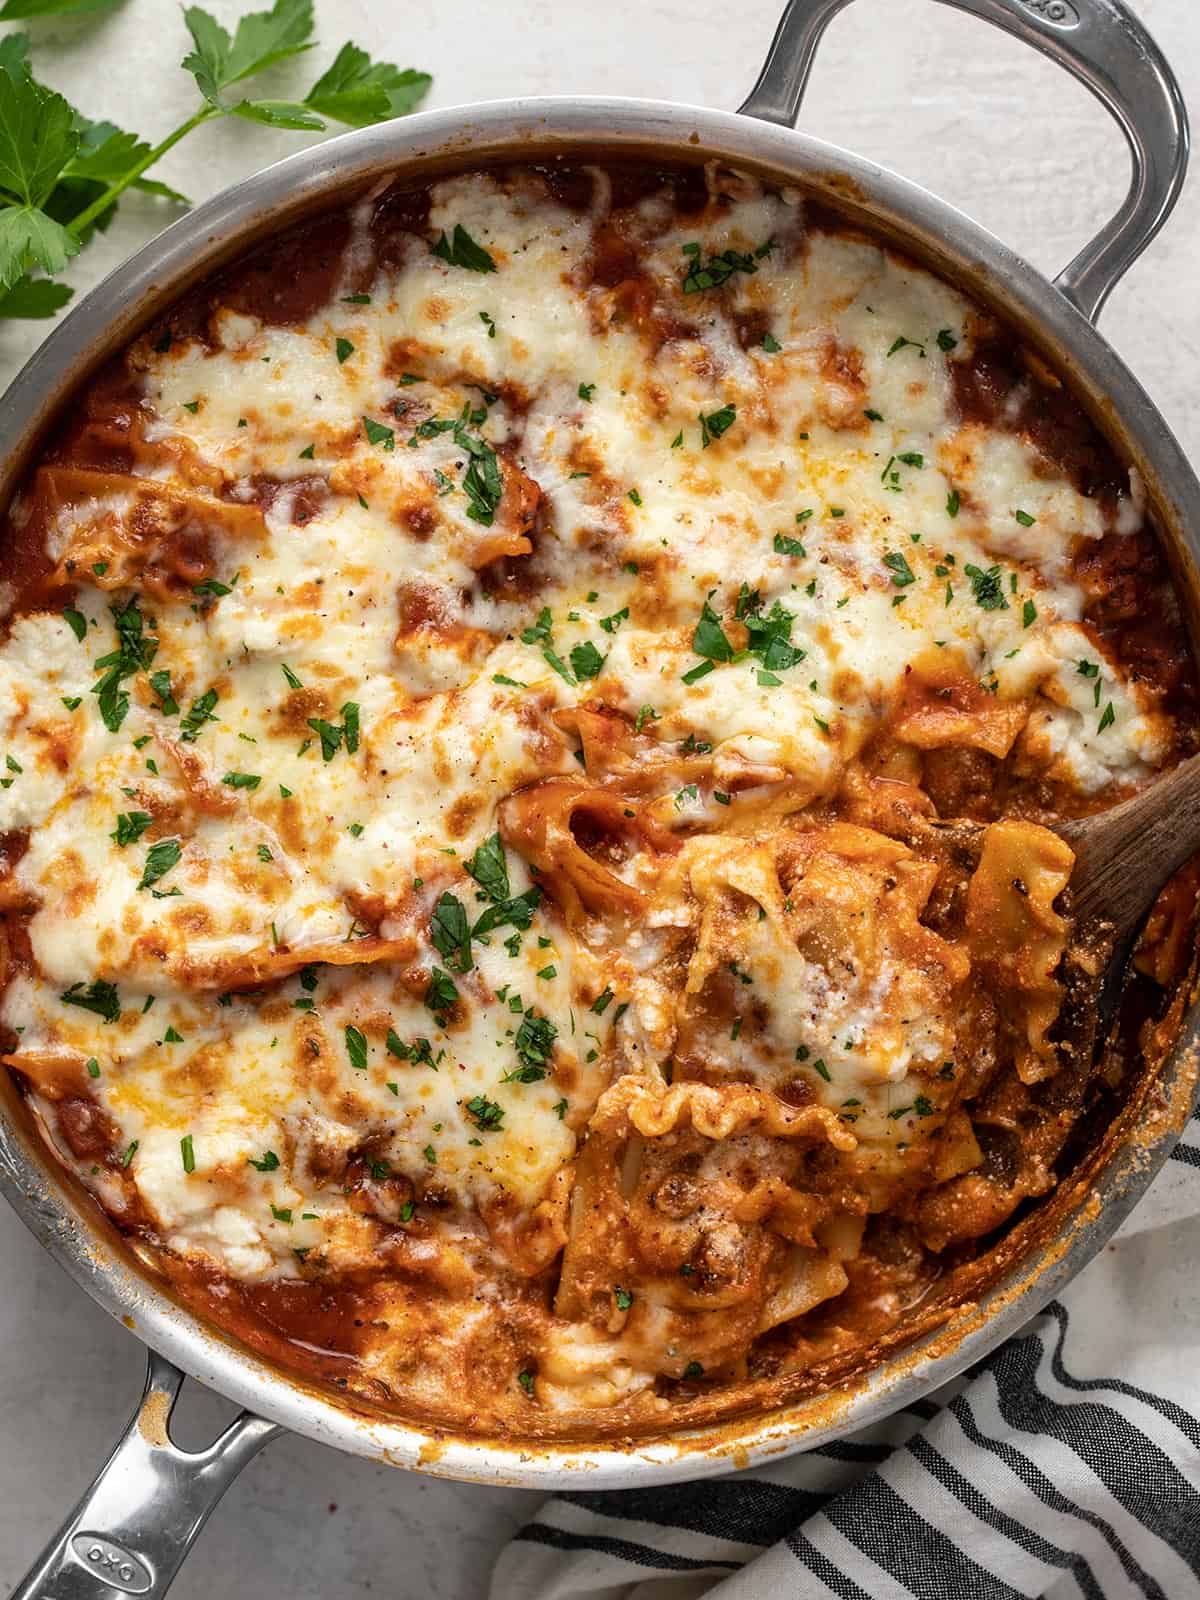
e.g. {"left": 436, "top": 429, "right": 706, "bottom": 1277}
{"left": 507, "top": 1010, "right": 557, "bottom": 1082}
{"left": 306, "top": 702, "right": 360, "bottom": 762}
{"left": 964, "top": 562, "right": 1008, "bottom": 611}
{"left": 122, "top": 1140, "right": 138, "bottom": 1168}
{"left": 883, "top": 550, "right": 916, "bottom": 588}
{"left": 1023, "top": 598, "right": 1037, "bottom": 628}
{"left": 627, "top": 488, "right": 642, "bottom": 507}
{"left": 887, "top": 335, "right": 926, "bottom": 358}
{"left": 812, "top": 1058, "right": 831, "bottom": 1082}
{"left": 335, "top": 337, "right": 354, "bottom": 364}
{"left": 517, "top": 1369, "right": 535, "bottom": 1394}
{"left": 111, "top": 810, "right": 152, "bottom": 847}
{"left": 1098, "top": 701, "right": 1115, "bottom": 733}
{"left": 86, "top": 1058, "right": 100, "bottom": 1079}
{"left": 680, "top": 238, "right": 772, "bottom": 294}
{"left": 60, "top": 979, "right": 120, "bottom": 1024}
{"left": 148, "top": 669, "right": 178, "bottom": 715}
{"left": 61, "top": 696, "right": 82, "bottom": 711}
{"left": 946, "top": 488, "right": 961, "bottom": 518}
{"left": 386, "top": 1031, "right": 437, "bottom": 1069}
{"left": 344, "top": 1024, "right": 368, "bottom": 1071}
{"left": 578, "top": 382, "right": 595, "bottom": 402}
{"left": 362, "top": 415, "right": 395, "bottom": 450}
{"left": 426, "top": 966, "right": 459, "bottom": 1018}
{"left": 762, "top": 332, "right": 782, "bottom": 353}
{"left": 569, "top": 640, "right": 605, "bottom": 680}
{"left": 297, "top": 443, "right": 315, "bottom": 460}
{"left": 864, "top": 407, "right": 884, "bottom": 422}
{"left": 63, "top": 608, "right": 87, "bottom": 642}
{"left": 479, "top": 311, "right": 496, "bottom": 338}
{"left": 248, "top": 1150, "right": 279, "bottom": 1172}
{"left": 690, "top": 595, "right": 735, "bottom": 667}
{"left": 698, "top": 402, "right": 737, "bottom": 447}
{"left": 431, "top": 892, "right": 473, "bottom": 972}
{"left": 179, "top": 687, "right": 219, "bottom": 742}
{"left": 635, "top": 705, "right": 659, "bottom": 733}
{"left": 137, "top": 838, "right": 181, "bottom": 892}
{"left": 936, "top": 328, "right": 959, "bottom": 352}
{"left": 465, "top": 1093, "right": 504, "bottom": 1131}
{"left": 222, "top": 771, "right": 261, "bottom": 790}
{"left": 466, "top": 832, "right": 510, "bottom": 902}
{"left": 614, "top": 1286, "right": 634, "bottom": 1312}
{"left": 431, "top": 223, "right": 496, "bottom": 273}
{"left": 1014, "top": 508, "right": 1036, "bottom": 527}
{"left": 91, "top": 596, "right": 157, "bottom": 734}
{"left": 774, "top": 532, "right": 806, "bottom": 557}
{"left": 180, "top": 1134, "right": 195, "bottom": 1173}
{"left": 590, "top": 988, "right": 614, "bottom": 1016}
{"left": 195, "top": 576, "right": 235, "bottom": 601}
{"left": 472, "top": 886, "right": 541, "bottom": 940}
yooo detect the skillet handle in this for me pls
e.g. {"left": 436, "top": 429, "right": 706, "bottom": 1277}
{"left": 738, "top": 0, "right": 1189, "bottom": 323}
{"left": 8, "top": 1351, "right": 280, "bottom": 1600}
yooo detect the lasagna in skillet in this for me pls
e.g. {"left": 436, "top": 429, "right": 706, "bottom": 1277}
{"left": 1, "top": 161, "right": 1195, "bottom": 1437}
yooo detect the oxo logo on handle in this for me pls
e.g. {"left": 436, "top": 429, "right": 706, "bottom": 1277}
{"left": 1012, "top": 0, "right": 1082, "bottom": 27}
{"left": 69, "top": 1532, "right": 153, "bottom": 1595}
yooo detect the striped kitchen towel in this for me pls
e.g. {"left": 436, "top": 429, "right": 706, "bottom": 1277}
{"left": 491, "top": 1113, "right": 1200, "bottom": 1600}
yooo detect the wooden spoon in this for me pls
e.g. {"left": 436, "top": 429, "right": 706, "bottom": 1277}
{"left": 1054, "top": 750, "right": 1200, "bottom": 939}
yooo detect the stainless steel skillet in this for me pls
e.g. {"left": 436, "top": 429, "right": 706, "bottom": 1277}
{"left": 1, "top": 2, "right": 1195, "bottom": 1595}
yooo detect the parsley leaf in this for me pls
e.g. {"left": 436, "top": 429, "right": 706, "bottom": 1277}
{"left": 465, "top": 1093, "right": 504, "bottom": 1131}
{"left": 111, "top": 810, "right": 152, "bottom": 847}
{"left": 182, "top": 0, "right": 316, "bottom": 107}
{"left": 301, "top": 41, "right": 430, "bottom": 126}
{"left": 569, "top": 640, "right": 605, "bottom": 681}
{"left": 431, "top": 223, "right": 495, "bottom": 273}
{"left": 507, "top": 1010, "right": 556, "bottom": 1081}
{"left": 362, "top": 415, "right": 395, "bottom": 450}
{"left": 430, "top": 892, "right": 473, "bottom": 972}
{"left": 698, "top": 403, "right": 736, "bottom": 447}
{"left": 472, "top": 886, "right": 541, "bottom": 940}
{"left": 691, "top": 596, "right": 735, "bottom": 665}
{"left": 91, "top": 596, "right": 157, "bottom": 734}
{"left": 179, "top": 687, "right": 218, "bottom": 742}
{"left": 425, "top": 966, "right": 458, "bottom": 1017}
{"left": 60, "top": 978, "right": 119, "bottom": 1023}
{"left": 137, "top": 837, "right": 181, "bottom": 892}
{"left": 344, "top": 1023, "right": 368, "bottom": 1070}
{"left": 883, "top": 550, "right": 916, "bottom": 587}
{"left": 963, "top": 562, "right": 1008, "bottom": 611}
{"left": 149, "top": 669, "right": 178, "bottom": 715}
{"left": 681, "top": 242, "right": 763, "bottom": 294}
{"left": 466, "top": 832, "right": 510, "bottom": 903}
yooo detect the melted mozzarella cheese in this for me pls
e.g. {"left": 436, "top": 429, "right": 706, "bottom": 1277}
{"left": 0, "top": 166, "right": 1165, "bottom": 1291}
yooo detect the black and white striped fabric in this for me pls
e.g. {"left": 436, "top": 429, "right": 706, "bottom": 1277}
{"left": 491, "top": 1112, "right": 1200, "bottom": 1600}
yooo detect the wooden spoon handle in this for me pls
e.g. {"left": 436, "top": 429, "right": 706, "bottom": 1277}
{"left": 1057, "top": 751, "right": 1200, "bottom": 936}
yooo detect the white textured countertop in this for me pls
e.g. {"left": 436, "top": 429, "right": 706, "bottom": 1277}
{"left": 0, "top": 2, "right": 1197, "bottom": 1596}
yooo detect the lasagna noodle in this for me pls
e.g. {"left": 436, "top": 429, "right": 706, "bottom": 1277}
{"left": 0, "top": 158, "right": 1190, "bottom": 1435}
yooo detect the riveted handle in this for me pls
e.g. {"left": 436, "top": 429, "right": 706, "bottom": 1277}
{"left": 738, "top": 0, "right": 1189, "bottom": 323}
{"left": 8, "top": 1352, "right": 280, "bottom": 1600}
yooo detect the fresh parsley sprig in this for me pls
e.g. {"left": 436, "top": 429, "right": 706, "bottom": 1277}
{"left": 0, "top": 0, "right": 431, "bottom": 317}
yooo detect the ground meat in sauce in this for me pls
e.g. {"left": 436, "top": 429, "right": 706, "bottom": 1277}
{"left": 0, "top": 156, "right": 1195, "bottom": 1441}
